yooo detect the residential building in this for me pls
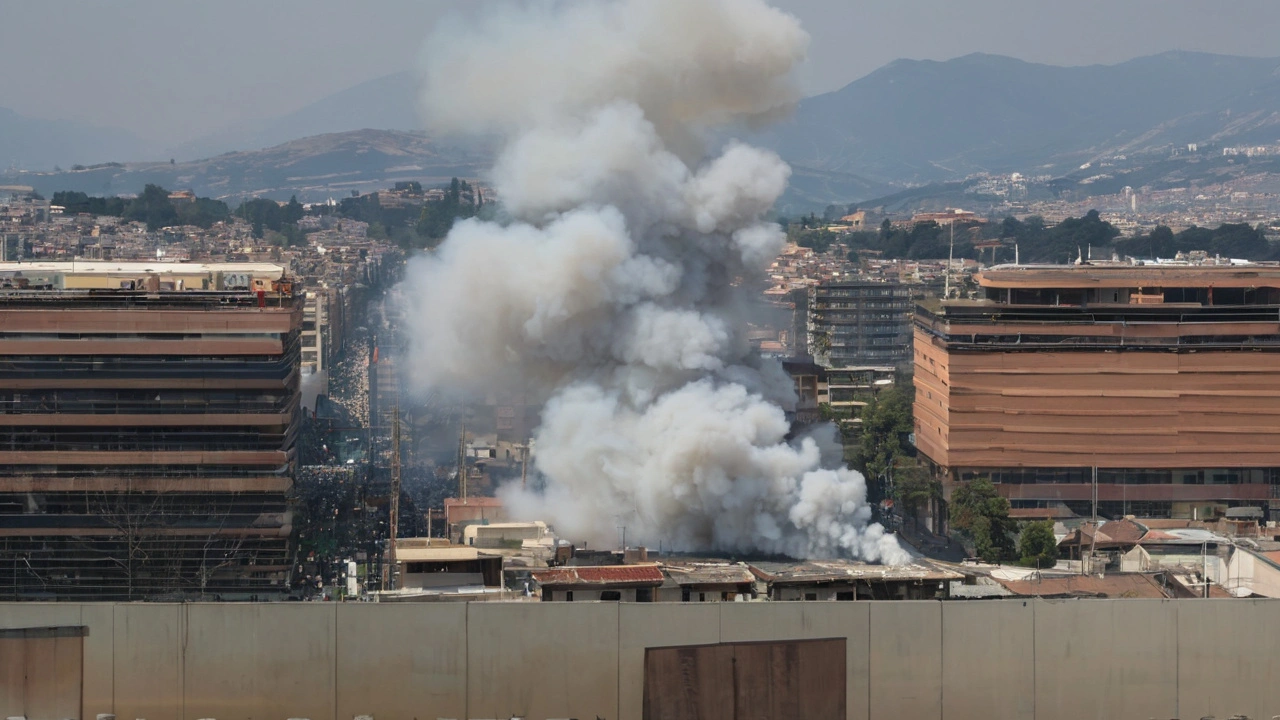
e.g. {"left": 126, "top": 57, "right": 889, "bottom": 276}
{"left": 381, "top": 540, "right": 506, "bottom": 600}
{"left": 808, "top": 281, "right": 913, "bottom": 369}
{"left": 749, "top": 559, "right": 961, "bottom": 601}
{"left": 0, "top": 261, "right": 301, "bottom": 599}
{"left": 915, "top": 263, "right": 1280, "bottom": 521}
{"left": 531, "top": 565, "right": 664, "bottom": 602}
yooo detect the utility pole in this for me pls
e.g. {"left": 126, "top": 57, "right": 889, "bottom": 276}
{"left": 520, "top": 440, "right": 529, "bottom": 490}
{"left": 618, "top": 525, "right": 627, "bottom": 552}
{"left": 945, "top": 221, "right": 955, "bottom": 299}
{"left": 457, "top": 422, "right": 468, "bottom": 501}
{"left": 387, "top": 405, "right": 401, "bottom": 591}
{"left": 1088, "top": 465, "right": 1098, "bottom": 575}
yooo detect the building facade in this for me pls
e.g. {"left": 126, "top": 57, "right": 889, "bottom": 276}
{"left": 0, "top": 261, "right": 302, "bottom": 599}
{"left": 914, "top": 264, "right": 1280, "bottom": 520}
{"left": 808, "top": 281, "right": 912, "bottom": 369}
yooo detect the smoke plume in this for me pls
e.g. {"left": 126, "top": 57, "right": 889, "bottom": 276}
{"left": 401, "top": 0, "right": 908, "bottom": 563}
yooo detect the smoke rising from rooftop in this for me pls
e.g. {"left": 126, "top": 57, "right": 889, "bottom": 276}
{"left": 400, "top": 0, "right": 908, "bottom": 563}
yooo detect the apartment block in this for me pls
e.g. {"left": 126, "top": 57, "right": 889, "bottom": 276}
{"left": 914, "top": 263, "right": 1280, "bottom": 520}
{"left": 808, "top": 281, "right": 913, "bottom": 369}
{"left": 0, "top": 261, "right": 302, "bottom": 599}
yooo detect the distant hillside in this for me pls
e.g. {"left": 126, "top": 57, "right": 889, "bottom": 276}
{"left": 171, "top": 72, "right": 423, "bottom": 160}
{"left": 1, "top": 129, "right": 489, "bottom": 202}
{"left": 757, "top": 51, "right": 1280, "bottom": 185}
{"left": 0, "top": 107, "right": 145, "bottom": 172}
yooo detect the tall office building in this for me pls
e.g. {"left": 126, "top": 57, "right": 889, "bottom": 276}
{"left": 808, "top": 281, "right": 913, "bottom": 368}
{"left": 0, "top": 262, "right": 301, "bottom": 599}
{"left": 914, "top": 264, "right": 1280, "bottom": 520}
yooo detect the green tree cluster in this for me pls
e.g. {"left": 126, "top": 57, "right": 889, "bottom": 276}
{"left": 53, "top": 185, "right": 231, "bottom": 231}
{"left": 853, "top": 380, "right": 915, "bottom": 504}
{"left": 235, "top": 195, "right": 307, "bottom": 243}
{"left": 949, "top": 477, "right": 1017, "bottom": 563}
{"left": 998, "top": 210, "right": 1119, "bottom": 264}
{"left": 417, "top": 177, "right": 479, "bottom": 244}
{"left": 1115, "top": 223, "right": 1273, "bottom": 260}
{"left": 1017, "top": 520, "right": 1060, "bottom": 568}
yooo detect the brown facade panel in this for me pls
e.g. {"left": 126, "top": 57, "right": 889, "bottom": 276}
{"left": 916, "top": 333, "right": 1280, "bottom": 470}
{"left": 0, "top": 308, "right": 296, "bottom": 334}
{"left": 0, "top": 450, "right": 288, "bottom": 465}
{"left": 997, "top": 483, "right": 1274, "bottom": 502}
{"left": 0, "top": 377, "right": 294, "bottom": 390}
{"left": 0, "top": 476, "right": 292, "bottom": 493}
{"left": 0, "top": 338, "right": 285, "bottom": 356}
{"left": 0, "top": 413, "right": 292, "bottom": 427}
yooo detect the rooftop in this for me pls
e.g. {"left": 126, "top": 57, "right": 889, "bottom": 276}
{"left": 748, "top": 559, "right": 963, "bottom": 584}
{"left": 661, "top": 562, "right": 757, "bottom": 587}
{"left": 0, "top": 260, "right": 285, "bottom": 277}
{"left": 393, "top": 546, "right": 500, "bottom": 563}
{"left": 977, "top": 263, "right": 1280, "bottom": 290}
{"left": 996, "top": 572, "right": 1170, "bottom": 599}
{"left": 531, "top": 565, "right": 665, "bottom": 587}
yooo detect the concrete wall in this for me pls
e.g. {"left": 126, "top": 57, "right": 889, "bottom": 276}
{"left": 3, "top": 599, "right": 1280, "bottom": 720}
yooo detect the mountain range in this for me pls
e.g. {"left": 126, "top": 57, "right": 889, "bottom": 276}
{"left": 3, "top": 129, "right": 488, "bottom": 203}
{"left": 760, "top": 50, "right": 1280, "bottom": 185}
{"left": 6, "top": 51, "right": 1280, "bottom": 207}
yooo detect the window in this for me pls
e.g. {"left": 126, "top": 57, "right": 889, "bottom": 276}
{"left": 599, "top": 590, "right": 621, "bottom": 601}
{"left": 565, "top": 591, "right": 573, "bottom": 602}
{"left": 836, "top": 591, "right": 855, "bottom": 601}
{"left": 804, "top": 593, "right": 818, "bottom": 601}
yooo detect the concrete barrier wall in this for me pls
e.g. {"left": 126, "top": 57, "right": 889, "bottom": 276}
{"left": 3, "top": 599, "right": 1280, "bottom": 720}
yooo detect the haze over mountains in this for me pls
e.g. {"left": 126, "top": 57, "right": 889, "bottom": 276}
{"left": 763, "top": 50, "right": 1280, "bottom": 185}
{"left": 5, "top": 51, "right": 1280, "bottom": 208}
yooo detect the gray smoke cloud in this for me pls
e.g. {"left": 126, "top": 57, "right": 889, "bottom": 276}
{"left": 401, "top": 0, "right": 908, "bottom": 563}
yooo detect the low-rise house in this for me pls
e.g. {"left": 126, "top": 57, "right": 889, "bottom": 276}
{"left": 377, "top": 540, "right": 512, "bottom": 602}
{"left": 531, "top": 565, "right": 664, "bottom": 602}
{"left": 993, "top": 572, "right": 1170, "bottom": 599}
{"left": 748, "top": 559, "right": 961, "bottom": 601}
{"left": 658, "top": 562, "right": 758, "bottom": 602}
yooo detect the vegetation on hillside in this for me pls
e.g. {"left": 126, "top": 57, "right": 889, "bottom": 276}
{"left": 54, "top": 185, "right": 231, "bottom": 231}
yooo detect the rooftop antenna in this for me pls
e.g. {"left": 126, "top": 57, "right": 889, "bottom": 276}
{"left": 1015, "top": 242, "right": 1020, "bottom": 265}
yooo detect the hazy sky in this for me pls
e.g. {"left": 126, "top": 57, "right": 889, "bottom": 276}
{"left": 2, "top": 0, "right": 1278, "bottom": 148}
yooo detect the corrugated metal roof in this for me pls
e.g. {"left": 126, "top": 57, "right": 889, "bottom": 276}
{"left": 997, "top": 573, "right": 1169, "bottom": 599}
{"left": 532, "top": 564, "right": 664, "bottom": 587}
{"left": 661, "top": 563, "right": 757, "bottom": 586}
{"left": 749, "top": 559, "right": 963, "bottom": 584}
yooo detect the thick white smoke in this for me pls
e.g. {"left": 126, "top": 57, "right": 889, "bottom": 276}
{"left": 401, "top": 0, "right": 908, "bottom": 563}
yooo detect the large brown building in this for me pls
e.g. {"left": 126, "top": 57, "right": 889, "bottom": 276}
{"left": 0, "top": 261, "right": 302, "bottom": 599}
{"left": 914, "top": 263, "right": 1280, "bottom": 520}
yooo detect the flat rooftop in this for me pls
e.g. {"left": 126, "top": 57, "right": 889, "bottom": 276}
{"left": 977, "top": 263, "right": 1280, "bottom": 290}
{"left": 0, "top": 261, "right": 285, "bottom": 278}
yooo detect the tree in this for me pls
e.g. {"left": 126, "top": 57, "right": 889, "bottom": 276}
{"left": 892, "top": 459, "right": 942, "bottom": 530}
{"left": 1018, "top": 520, "right": 1059, "bottom": 569}
{"left": 949, "top": 477, "right": 1016, "bottom": 563}
{"left": 854, "top": 381, "right": 915, "bottom": 504}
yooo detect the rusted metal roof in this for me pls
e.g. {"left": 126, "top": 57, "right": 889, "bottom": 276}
{"left": 660, "top": 562, "right": 757, "bottom": 587}
{"left": 531, "top": 564, "right": 664, "bottom": 587}
{"left": 997, "top": 573, "right": 1169, "bottom": 599}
